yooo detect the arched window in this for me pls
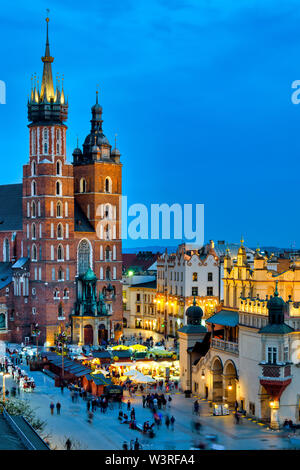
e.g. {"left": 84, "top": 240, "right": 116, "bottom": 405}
{"left": 57, "top": 244, "right": 64, "bottom": 261}
{"left": 80, "top": 178, "right": 87, "bottom": 193}
{"left": 56, "top": 201, "right": 62, "bottom": 217}
{"left": 57, "top": 223, "right": 63, "bottom": 239}
{"left": 43, "top": 128, "right": 49, "bottom": 155}
{"left": 56, "top": 160, "right": 62, "bottom": 175}
{"left": 32, "top": 223, "right": 36, "bottom": 239}
{"left": 31, "top": 201, "right": 36, "bottom": 218}
{"left": 105, "top": 224, "right": 110, "bottom": 240}
{"left": 105, "top": 267, "right": 111, "bottom": 280}
{"left": 105, "top": 177, "right": 112, "bottom": 193}
{"left": 105, "top": 246, "right": 111, "bottom": 261}
{"left": 58, "top": 267, "right": 63, "bottom": 280}
{"left": 32, "top": 244, "right": 37, "bottom": 261}
{"left": 56, "top": 129, "right": 61, "bottom": 155}
{"left": 78, "top": 239, "right": 91, "bottom": 275}
{"left": 56, "top": 181, "right": 62, "bottom": 196}
{"left": 31, "top": 180, "right": 36, "bottom": 196}
{"left": 31, "top": 161, "right": 36, "bottom": 176}
{"left": 104, "top": 204, "right": 111, "bottom": 219}
{"left": 3, "top": 238, "right": 9, "bottom": 262}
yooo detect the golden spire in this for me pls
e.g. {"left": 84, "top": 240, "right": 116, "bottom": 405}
{"left": 40, "top": 14, "right": 55, "bottom": 102}
{"left": 240, "top": 235, "right": 244, "bottom": 246}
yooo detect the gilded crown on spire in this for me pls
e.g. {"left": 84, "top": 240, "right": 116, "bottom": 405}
{"left": 28, "top": 16, "right": 68, "bottom": 124}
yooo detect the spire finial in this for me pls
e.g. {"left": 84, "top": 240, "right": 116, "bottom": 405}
{"left": 114, "top": 133, "right": 117, "bottom": 149}
{"left": 76, "top": 135, "right": 79, "bottom": 148}
{"left": 96, "top": 84, "right": 100, "bottom": 104}
{"left": 240, "top": 235, "right": 244, "bottom": 246}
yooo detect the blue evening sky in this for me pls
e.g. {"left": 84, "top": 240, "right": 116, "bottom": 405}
{"left": 0, "top": 0, "right": 300, "bottom": 249}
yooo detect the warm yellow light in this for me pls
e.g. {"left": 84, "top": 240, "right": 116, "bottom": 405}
{"left": 228, "top": 385, "right": 232, "bottom": 391}
{"left": 269, "top": 401, "right": 275, "bottom": 408}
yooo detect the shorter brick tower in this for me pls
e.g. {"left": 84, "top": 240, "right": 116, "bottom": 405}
{"left": 72, "top": 92, "right": 123, "bottom": 342}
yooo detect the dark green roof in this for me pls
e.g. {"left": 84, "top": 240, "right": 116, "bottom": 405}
{"left": 82, "top": 267, "right": 97, "bottom": 281}
{"left": 259, "top": 323, "right": 294, "bottom": 335}
{"left": 178, "top": 324, "right": 207, "bottom": 334}
{"left": 206, "top": 310, "right": 239, "bottom": 327}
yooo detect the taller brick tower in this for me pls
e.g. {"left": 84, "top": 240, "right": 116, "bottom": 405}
{"left": 72, "top": 92, "right": 123, "bottom": 341}
{"left": 24, "top": 17, "right": 76, "bottom": 344}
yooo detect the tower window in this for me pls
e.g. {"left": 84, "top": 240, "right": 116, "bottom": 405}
{"left": 105, "top": 267, "right": 111, "bottom": 280}
{"left": 31, "top": 223, "right": 36, "bottom": 239}
{"left": 105, "top": 177, "right": 112, "bottom": 193}
{"left": 80, "top": 178, "right": 87, "bottom": 193}
{"left": 192, "top": 272, "right": 198, "bottom": 282}
{"left": 57, "top": 223, "right": 63, "bottom": 239}
{"left": 57, "top": 244, "right": 64, "bottom": 261}
{"left": 31, "top": 181, "right": 36, "bottom": 196}
{"left": 56, "top": 201, "right": 62, "bottom": 217}
{"left": 267, "top": 346, "right": 278, "bottom": 364}
{"left": 56, "top": 160, "right": 62, "bottom": 175}
{"left": 32, "top": 244, "right": 37, "bottom": 261}
{"left": 208, "top": 272, "right": 213, "bottom": 282}
{"left": 56, "top": 181, "right": 62, "bottom": 196}
{"left": 31, "top": 201, "right": 36, "bottom": 218}
{"left": 58, "top": 268, "right": 64, "bottom": 281}
{"left": 78, "top": 239, "right": 91, "bottom": 275}
{"left": 31, "top": 161, "right": 36, "bottom": 176}
{"left": 3, "top": 239, "right": 9, "bottom": 262}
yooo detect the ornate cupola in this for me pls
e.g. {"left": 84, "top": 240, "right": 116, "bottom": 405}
{"left": 74, "top": 91, "right": 116, "bottom": 165}
{"left": 259, "top": 282, "right": 293, "bottom": 334}
{"left": 28, "top": 17, "right": 68, "bottom": 125}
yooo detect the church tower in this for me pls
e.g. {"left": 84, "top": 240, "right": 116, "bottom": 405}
{"left": 23, "top": 17, "right": 75, "bottom": 344}
{"left": 72, "top": 92, "right": 123, "bottom": 339}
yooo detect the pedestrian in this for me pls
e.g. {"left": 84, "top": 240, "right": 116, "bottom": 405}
{"left": 65, "top": 438, "right": 72, "bottom": 450}
{"left": 168, "top": 395, "right": 172, "bottom": 408}
{"left": 56, "top": 402, "right": 61, "bottom": 415}
{"left": 122, "top": 441, "right": 128, "bottom": 450}
{"left": 165, "top": 415, "right": 170, "bottom": 429}
{"left": 127, "top": 400, "right": 131, "bottom": 411}
{"left": 170, "top": 415, "right": 175, "bottom": 430}
{"left": 234, "top": 400, "right": 238, "bottom": 412}
{"left": 50, "top": 402, "right": 55, "bottom": 415}
{"left": 134, "top": 438, "right": 140, "bottom": 450}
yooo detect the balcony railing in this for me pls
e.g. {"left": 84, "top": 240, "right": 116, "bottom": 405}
{"left": 259, "top": 363, "right": 292, "bottom": 380}
{"left": 211, "top": 338, "right": 239, "bottom": 354}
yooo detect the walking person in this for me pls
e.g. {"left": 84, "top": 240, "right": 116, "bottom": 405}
{"left": 170, "top": 415, "right": 175, "bottom": 431}
{"left": 65, "top": 438, "right": 72, "bottom": 450}
{"left": 168, "top": 395, "right": 172, "bottom": 408}
{"left": 50, "top": 402, "right": 55, "bottom": 415}
{"left": 127, "top": 400, "right": 131, "bottom": 411}
{"left": 56, "top": 402, "right": 61, "bottom": 415}
{"left": 165, "top": 415, "right": 170, "bottom": 430}
{"left": 134, "top": 438, "right": 140, "bottom": 450}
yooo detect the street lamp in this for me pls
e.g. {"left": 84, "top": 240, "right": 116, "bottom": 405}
{"left": 32, "top": 323, "right": 41, "bottom": 362}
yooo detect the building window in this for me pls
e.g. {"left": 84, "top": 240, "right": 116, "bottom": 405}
{"left": 3, "top": 239, "right": 9, "bottom": 262}
{"left": 31, "top": 160, "right": 36, "bottom": 176}
{"left": 105, "top": 267, "right": 111, "bottom": 280}
{"left": 137, "top": 293, "right": 140, "bottom": 301}
{"left": 105, "top": 246, "right": 111, "bottom": 261}
{"left": 57, "top": 223, "right": 63, "bottom": 239}
{"left": 56, "top": 201, "right": 62, "bottom": 217}
{"left": 31, "top": 180, "right": 36, "bottom": 196}
{"left": 207, "top": 287, "right": 213, "bottom": 296}
{"left": 80, "top": 178, "right": 87, "bottom": 193}
{"left": 32, "top": 244, "right": 37, "bottom": 261}
{"left": 208, "top": 272, "right": 213, "bottom": 282}
{"left": 267, "top": 346, "right": 278, "bottom": 364}
{"left": 78, "top": 239, "right": 91, "bottom": 275}
{"left": 192, "top": 272, "right": 198, "bottom": 282}
{"left": 105, "top": 177, "right": 112, "bottom": 193}
{"left": 192, "top": 287, "right": 198, "bottom": 296}
{"left": 52, "top": 268, "right": 55, "bottom": 280}
{"left": 66, "top": 267, "right": 70, "bottom": 281}
{"left": 105, "top": 224, "right": 111, "bottom": 240}
{"left": 284, "top": 346, "right": 289, "bottom": 362}
{"left": 31, "top": 223, "right": 36, "bottom": 239}
{"left": 58, "top": 268, "right": 64, "bottom": 281}
{"left": 56, "top": 160, "right": 62, "bottom": 175}
{"left": 56, "top": 181, "right": 62, "bottom": 196}
{"left": 136, "top": 305, "right": 140, "bottom": 313}
{"left": 57, "top": 244, "right": 64, "bottom": 261}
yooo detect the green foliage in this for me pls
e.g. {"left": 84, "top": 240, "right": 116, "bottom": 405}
{"left": 0, "top": 398, "right": 46, "bottom": 433}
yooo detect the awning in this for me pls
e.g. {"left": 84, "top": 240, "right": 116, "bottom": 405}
{"left": 206, "top": 310, "right": 239, "bottom": 327}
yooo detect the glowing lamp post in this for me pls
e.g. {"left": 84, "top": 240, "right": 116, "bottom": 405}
{"left": 32, "top": 323, "right": 41, "bottom": 361}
